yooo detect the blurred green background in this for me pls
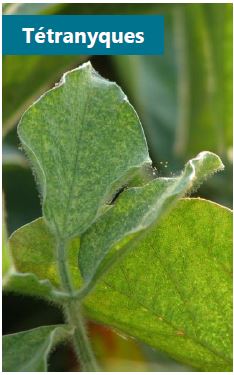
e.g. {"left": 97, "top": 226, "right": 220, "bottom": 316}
{"left": 3, "top": 3, "right": 232, "bottom": 372}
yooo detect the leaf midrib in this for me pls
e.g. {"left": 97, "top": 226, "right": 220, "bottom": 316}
{"left": 60, "top": 78, "right": 92, "bottom": 238}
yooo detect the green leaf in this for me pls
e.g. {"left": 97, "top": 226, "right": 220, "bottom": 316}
{"left": 2, "top": 224, "right": 11, "bottom": 279}
{"left": 3, "top": 325, "right": 72, "bottom": 371}
{"left": 84, "top": 198, "right": 232, "bottom": 371}
{"left": 4, "top": 272, "right": 58, "bottom": 301}
{"left": 7, "top": 199, "right": 232, "bottom": 371}
{"left": 7, "top": 152, "right": 223, "bottom": 296}
{"left": 2, "top": 197, "right": 54, "bottom": 299}
{"left": 2, "top": 196, "right": 13, "bottom": 285}
{"left": 18, "top": 62, "right": 151, "bottom": 239}
{"left": 5, "top": 218, "right": 81, "bottom": 300}
{"left": 79, "top": 151, "right": 223, "bottom": 284}
{"left": 9, "top": 219, "right": 59, "bottom": 285}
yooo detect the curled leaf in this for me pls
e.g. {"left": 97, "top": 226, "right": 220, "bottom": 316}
{"left": 79, "top": 151, "right": 224, "bottom": 284}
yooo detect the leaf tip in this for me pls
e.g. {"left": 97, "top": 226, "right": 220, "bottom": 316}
{"left": 184, "top": 151, "right": 224, "bottom": 194}
{"left": 193, "top": 150, "right": 224, "bottom": 174}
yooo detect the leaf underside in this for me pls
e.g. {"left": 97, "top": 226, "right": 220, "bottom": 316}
{"left": 3, "top": 325, "right": 72, "bottom": 372}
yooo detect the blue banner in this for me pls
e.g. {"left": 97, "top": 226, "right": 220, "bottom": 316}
{"left": 3, "top": 15, "right": 164, "bottom": 55}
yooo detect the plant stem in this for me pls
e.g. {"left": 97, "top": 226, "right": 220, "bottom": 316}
{"left": 57, "top": 238, "right": 99, "bottom": 372}
{"left": 67, "top": 301, "right": 100, "bottom": 371}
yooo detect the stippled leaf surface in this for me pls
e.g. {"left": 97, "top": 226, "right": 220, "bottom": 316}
{"left": 3, "top": 325, "right": 72, "bottom": 371}
{"left": 7, "top": 151, "right": 223, "bottom": 293}
{"left": 3, "top": 202, "right": 56, "bottom": 299}
{"left": 7, "top": 218, "right": 81, "bottom": 300}
{"left": 79, "top": 151, "right": 223, "bottom": 283}
{"left": 85, "top": 199, "right": 232, "bottom": 372}
{"left": 18, "top": 62, "right": 150, "bottom": 239}
{"left": 6, "top": 199, "right": 232, "bottom": 371}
